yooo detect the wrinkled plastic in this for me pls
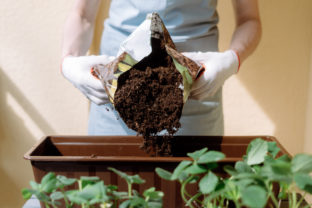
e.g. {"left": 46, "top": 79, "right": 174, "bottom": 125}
{"left": 93, "top": 13, "right": 202, "bottom": 104}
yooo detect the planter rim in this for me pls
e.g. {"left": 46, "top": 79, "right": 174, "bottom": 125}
{"left": 24, "top": 135, "right": 289, "bottom": 162}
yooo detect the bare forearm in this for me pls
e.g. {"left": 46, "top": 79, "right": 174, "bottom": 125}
{"left": 62, "top": 0, "right": 100, "bottom": 57}
{"left": 230, "top": 18, "right": 261, "bottom": 62}
{"left": 230, "top": 0, "right": 261, "bottom": 63}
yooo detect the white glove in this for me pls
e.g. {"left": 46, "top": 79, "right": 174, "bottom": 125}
{"left": 61, "top": 55, "right": 115, "bottom": 105}
{"left": 182, "top": 50, "right": 240, "bottom": 100}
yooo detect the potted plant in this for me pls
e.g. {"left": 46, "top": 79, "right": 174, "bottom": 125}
{"left": 23, "top": 137, "right": 312, "bottom": 207}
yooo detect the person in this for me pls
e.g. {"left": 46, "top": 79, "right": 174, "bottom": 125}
{"left": 61, "top": 0, "right": 261, "bottom": 135}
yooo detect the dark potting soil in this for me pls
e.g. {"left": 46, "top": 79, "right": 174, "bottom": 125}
{"left": 114, "top": 56, "right": 183, "bottom": 155}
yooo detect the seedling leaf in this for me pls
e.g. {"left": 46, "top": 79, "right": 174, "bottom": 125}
{"left": 187, "top": 147, "right": 208, "bottom": 161}
{"left": 294, "top": 173, "right": 312, "bottom": 194}
{"left": 246, "top": 138, "right": 268, "bottom": 165}
{"left": 224, "top": 165, "right": 237, "bottom": 176}
{"left": 155, "top": 168, "right": 173, "bottom": 180}
{"left": 172, "top": 160, "right": 192, "bottom": 180}
{"left": 29, "top": 181, "right": 39, "bottom": 190}
{"left": 184, "top": 164, "right": 207, "bottom": 175}
{"left": 119, "top": 199, "right": 131, "bottom": 208}
{"left": 199, "top": 172, "right": 218, "bottom": 194}
{"left": 235, "top": 161, "right": 252, "bottom": 173}
{"left": 267, "top": 141, "right": 280, "bottom": 158}
{"left": 291, "top": 154, "right": 312, "bottom": 173}
{"left": 21, "top": 188, "right": 33, "bottom": 200}
{"left": 41, "top": 172, "right": 56, "bottom": 186}
{"left": 50, "top": 191, "right": 64, "bottom": 201}
{"left": 197, "top": 151, "right": 225, "bottom": 164}
{"left": 56, "top": 175, "right": 76, "bottom": 187}
{"left": 143, "top": 187, "right": 164, "bottom": 200}
{"left": 241, "top": 185, "right": 267, "bottom": 208}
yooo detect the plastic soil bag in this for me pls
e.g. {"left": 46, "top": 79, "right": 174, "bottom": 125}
{"left": 93, "top": 13, "right": 202, "bottom": 155}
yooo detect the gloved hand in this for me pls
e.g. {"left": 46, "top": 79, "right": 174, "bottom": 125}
{"left": 61, "top": 55, "right": 115, "bottom": 105}
{"left": 182, "top": 50, "right": 240, "bottom": 100}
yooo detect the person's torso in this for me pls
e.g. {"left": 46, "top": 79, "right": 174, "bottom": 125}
{"left": 101, "top": 0, "right": 219, "bottom": 56}
{"left": 92, "top": 0, "right": 223, "bottom": 136}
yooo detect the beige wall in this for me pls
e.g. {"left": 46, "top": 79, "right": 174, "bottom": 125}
{"left": 218, "top": 0, "right": 312, "bottom": 155}
{"left": 0, "top": 0, "right": 311, "bottom": 207}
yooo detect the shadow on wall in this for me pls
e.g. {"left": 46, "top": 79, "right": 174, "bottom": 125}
{"left": 234, "top": 0, "right": 312, "bottom": 154}
{"left": 0, "top": 68, "right": 55, "bottom": 207}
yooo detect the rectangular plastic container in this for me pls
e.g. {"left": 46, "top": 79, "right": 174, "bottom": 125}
{"left": 24, "top": 135, "right": 289, "bottom": 208}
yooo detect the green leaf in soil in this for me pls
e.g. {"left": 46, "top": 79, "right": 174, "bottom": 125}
{"left": 224, "top": 165, "right": 237, "bottom": 176}
{"left": 267, "top": 141, "right": 280, "bottom": 158}
{"left": 187, "top": 147, "right": 208, "bottom": 161}
{"left": 119, "top": 199, "right": 131, "bottom": 208}
{"left": 294, "top": 172, "right": 312, "bottom": 194}
{"left": 74, "top": 182, "right": 105, "bottom": 204}
{"left": 107, "top": 185, "right": 118, "bottom": 192}
{"left": 184, "top": 164, "right": 207, "bottom": 175}
{"left": 205, "top": 162, "right": 218, "bottom": 170}
{"left": 130, "top": 174, "right": 145, "bottom": 184}
{"left": 41, "top": 178, "right": 57, "bottom": 193}
{"left": 56, "top": 175, "right": 76, "bottom": 188}
{"left": 278, "top": 182, "right": 289, "bottom": 199}
{"left": 41, "top": 172, "right": 56, "bottom": 186}
{"left": 291, "top": 154, "right": 312, "bottom": 173}
{"left": 235, "top": 161, "right": 252, "bottom": 173}
{"left": 155, "top": 168, "right": 173, "bottom": 180}
{"left": 27, "top": 189, "right": 50, "bottom": 203}
{"left": 234, "top": 178, "right": 254, "bottom": 190}
{"left": 178, "top": 171, "right": 189, "bottom": 183}
{"left": 147, "top": 201, "right": 163, "bottom": 208}
{"left": 241, "top": 185, "right": 267, "bottom": 208}
{"left": 130, "top": 195, "right": 147, "bottom": 207}
{"left": 143, "top": 187, "right": 164, "bottom": 200}
{"left": 112, "top": 191, "right": 128, "bottom": 199}
{"left": 50, "top": 191, "right": 64, "bottom": 201}
{"left": 276, "top": 154, "right": 291, "bottom": 162}
{"left": 199, "top": 171, "right": 218, "bottom": 194}
{"left": 246, "top": 138, "right": 268, "bottom": 166}
{"left": 108, "top": 167, "right": 145, "bottom": 184}
{"left": 21, "top": 188, "right": 33, "bottom": 200}
{"left": 171, "top": 160, "right": 192, "bottom": 180}
{"left": 260, "top": 161, "right": 292, "bottom": 184}
{"left": 197, "top": 151, "right": 225, "bottom": 164}
{"left": 29, "top": 181, "right": 39, "bottom": 190}
{"left": 189, "top": 175, "right": 200, "bottom": 184}
{"left": 66, "top": 190, "right": 88, "bottom": 205}
{"left": 80, "top": 176, "right": 100, "bottom": 188}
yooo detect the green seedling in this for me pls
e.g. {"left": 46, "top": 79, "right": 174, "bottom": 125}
{"left": 23, "top": 138, "right": 312, "bottom": 207}
{"left": 156, "top": 138, "right": 312, "bottom": 208}
{"left": 23, "top": 168, "right": 163, "bottom": 208}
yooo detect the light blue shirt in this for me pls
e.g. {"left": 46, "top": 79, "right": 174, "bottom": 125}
{"left": 88, "top": 0, "right": 224, "bottom": 136}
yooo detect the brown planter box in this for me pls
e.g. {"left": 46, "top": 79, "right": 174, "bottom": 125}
{"left": 24, "top": 135, "right": 289, "bottom": 208}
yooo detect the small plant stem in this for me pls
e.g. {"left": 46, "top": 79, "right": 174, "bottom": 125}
{"left": 234, "top": 201, "right": 241, "bottom": 208}
{"left": 292, "top": 191, "right": 297, "bottom": 208}
{"left": 289, "top": 192, "right": 292, "bottom": 208}
{"left": 181, "top": 176, "right": 195, "bottom": 208}
{"left": 44, "top": 202, "right": 51, "bottom": 208}
{"left": 60, "top": 187, "right": 70, "bottom": 206}
{"left": 296, "top": 192, "right": 306, "bottom": 208}
{"left": 184, "top": 190, "right": 203, "bottom": 204}
{"left": 269, "top": 190, "right": 279, "bottom": 208}
{"left": 78, "top": 180, "right": 86, "bottom": 208}
{"left": 128, "top": 183, "right": 132, "bottom": 197}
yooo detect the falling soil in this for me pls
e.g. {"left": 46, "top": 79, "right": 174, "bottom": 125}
{"left": 114, "top": 56, "right": 183, "bottom": 155}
